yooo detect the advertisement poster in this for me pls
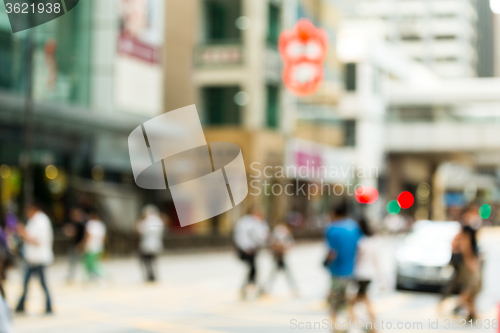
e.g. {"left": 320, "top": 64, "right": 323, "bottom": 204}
{"left": 115, "top": 0, "right": 164, "bottom": 116}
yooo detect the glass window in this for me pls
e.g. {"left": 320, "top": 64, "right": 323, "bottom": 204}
{"left": 32, "top": 0, "right": 92, "bottom": 106}
{"left": 204, "top": 0, "right": 241, "bottom": 43}
{"left": 397, "top": 107, "right": 434, "bottom": 122}
{"left": 266, "top": 84, "right": 280, "bottom": 129}
{"left": 435, "top": 57, "right": 458, "bottom": 63}
{"left": 435, "top": 35, "right": 456, "bottom": 40}
{"left": 401, "top": 34, "right": 421, "bottom": 41}
{"left": 344, "top": 63, "right": 356, "bottom": 91}
{"left": 0, "top": 4, "right": 10, "bottom": 31}
{"left": 0, "top": 31, "right": 13, "bottom": 89}
{"left": 0, "top": 13, "right": 28, "bottom": 93}
{"left": 344, "top": 120, "right": 356, "bottom": 147}
{"left": 0, "top": 0, "right": 92, "bottom": 106}
{"left": 267, "top": 3, "right": 281, "bottom": 47}
{"left": 202, "top": 86, "right": 241, "bottom": 125}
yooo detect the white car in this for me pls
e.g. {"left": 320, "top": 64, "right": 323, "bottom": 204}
{"left": 396, "top": 220, "right": 461, "bottom": 291}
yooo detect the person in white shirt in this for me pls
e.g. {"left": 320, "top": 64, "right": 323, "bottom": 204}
{"left": 15, "top": 202, "right": 54, "bottom": 314}
{"left": 135, "top": 205, "right": 165, "bottom": 282}
{"left": 350, "top": 218, "right": 379, "bottom": 325}
{"left": 233, "top": 206, "right": 269, "bottom": 299}
{"left": 82, "top": 210, "right": 106, "bottom": 280}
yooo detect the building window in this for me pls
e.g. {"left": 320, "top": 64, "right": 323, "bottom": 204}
{"left": 267, "top": 3, "right": 281, "bottom": 47}
{"left": 0, "top": 1, "right": 92, "bottom": 104}
{"left": 344, "top": 63, "right": 357, "bottom": 91}
{"left": 435, "top": 57, "right": 458, "bottom": 63}
{"left": 435, "top": 35, "right": 456, "bottom": 40}
{"left": 266, "top": 85, "right": 280, "bottom": 129}
{"left": 204, "top": 0, "right": 241, "bottom": 43}
{"left": 435, "top": 14, "right": 456, "bottom": 19}
{"left": 202, "top": 86, "right": 241, "bottom": 125}
{"left": 401, "top": 34, "right": 421, "bottom": 41}
{"left": 397, "top": 107, "right": 434, "bottom": 122}
{"left": 0, "top": 31, "right": 12, "bottom": 89}
{"left": 344, "top": 120, "right": 356, "bottom": 147}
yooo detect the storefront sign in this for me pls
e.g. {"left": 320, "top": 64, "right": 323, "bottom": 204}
{"left": 278, "top": 19, "right": 328, "bottom": 96}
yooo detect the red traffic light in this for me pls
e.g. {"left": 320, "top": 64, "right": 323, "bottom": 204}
{"left": 355, "top": 186, "right": 379, "bottom": 205}
{"left": 397, "top": 191, "right": 414, "bottom": 209}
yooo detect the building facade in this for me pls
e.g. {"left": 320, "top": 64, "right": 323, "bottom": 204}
{"left": 163, "top": 0, "right": 364, "bottom": 234}
{"left": 356, "top": 0, "right": 478, "bottom": 78}
{"left": 0, "top": 0, "right": 163, "bottom": 236}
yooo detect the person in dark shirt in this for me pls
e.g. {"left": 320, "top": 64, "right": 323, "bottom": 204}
{"left": 0, "top": 203, "right": 18, "bottom": 300}
{"left": 63, "top": 207, "right": 86, "bottom": 283}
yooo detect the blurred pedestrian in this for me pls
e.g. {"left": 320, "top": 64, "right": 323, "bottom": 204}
{"left": 263, "top": 223, "right": 298, "bottom": 296}
{"left": 350, "top": 218, "right": 378, "bottom": 326}
{"left": 0, "top": 294, "right": 11, "bottom": 333}
{"left": 324, "top": 201, "right": 362, "bottom": 329}
{"left": 456, "top": 226, "right": 481, "bottom": 320}
{"left": 136, "top": 205, "right": 165, "bottom": 282}
{"left": 439, "top": 228, "right": 464, "bottom": 306}
{"left": 0, "top": 203, "right": 19, "bottom": 299}
{"left": 82, "top": 210, "right": 106, "bottom": 281}
{"left": 15, "top": 201, "right": 54, "bottom": 314}
{"left": 461, "top": 204, "right": 482, "bottom": 230}
{"left": 383, "top": 214, "right": 407, "bottom": 234}
{"left": 233, "top": 206, "right": 269, "bottom": 299}
{"left": 0, "top": 205, "right": 8, "bottom": 299}
{"left": 63, "top": 207, "right": 87, "bottom": 283}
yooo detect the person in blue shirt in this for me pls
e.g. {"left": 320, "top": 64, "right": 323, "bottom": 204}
{"left": 324, "top": 200, "right": 362, "bottom": 327}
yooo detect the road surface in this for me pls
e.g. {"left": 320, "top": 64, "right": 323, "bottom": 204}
{"left": 5, "top": 228, "right": 500, "bottom": 333}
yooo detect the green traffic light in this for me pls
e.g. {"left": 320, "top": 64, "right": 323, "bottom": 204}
{"left": 387, "top": 200, "right": 401, "bottom": 215}
{"left": 479, "top": 204, "right": 491, "bottom": 219}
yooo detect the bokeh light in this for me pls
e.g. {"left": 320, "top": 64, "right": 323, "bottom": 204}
{"left": 45, "top": 165, "right": 58, "bottom": 180}
{"left": 355, "top": 186, "right": 379, "bottom": 204}
{"left": 479, "top": 204, "right": 492, "bottom": 219}
{"left": 0, "top": 164, "right": 11, "bottom": 179}
{"left": 92, "top": 165, "right": 105, "bottom": 180}
{"left": 234, "top": 91, "right": 251, "bottom": 106}
{"left": 235, "top": 16, "right": 251, "bottom": 30}
{"left": 416, "top": 182, "right": 430, "bottom": 202}
{"left": 387, "top": 200, "right": 401, "bottom": 215}
{"left": 491, "top": 0, "right": 500, "bottom": 14}
{"left": 397, "top": 191, "right": 414, "bottom": 209}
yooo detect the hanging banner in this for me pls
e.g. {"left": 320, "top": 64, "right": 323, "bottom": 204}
{"left": 115, "top": 0, "right": 164, "bottom": 116}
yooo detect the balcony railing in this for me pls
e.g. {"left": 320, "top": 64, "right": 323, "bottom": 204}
{"left": 194, "top": 43, "right": 244, "bottom": 68}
